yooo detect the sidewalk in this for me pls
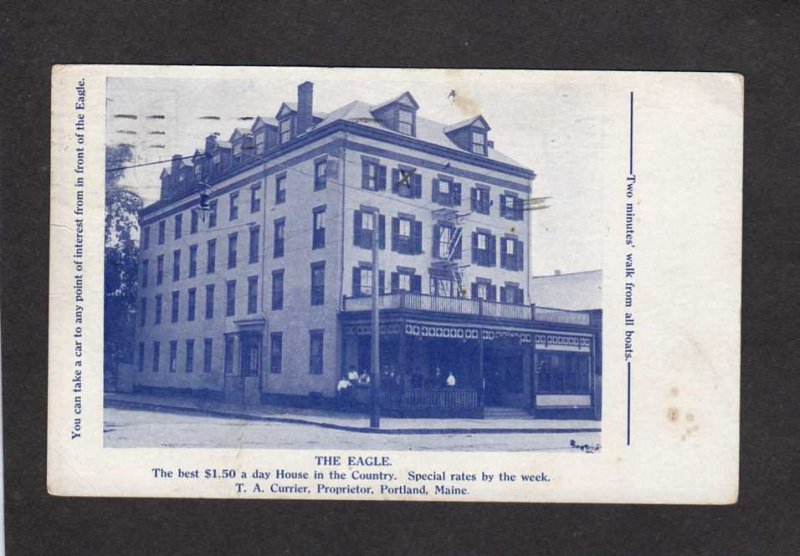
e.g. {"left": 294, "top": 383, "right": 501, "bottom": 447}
{"left": 106, "top": 392, "right": 601, "bottom": 435}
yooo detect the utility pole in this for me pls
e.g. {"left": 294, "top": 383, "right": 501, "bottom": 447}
{"left": 370, "top": 211, "right": 381, "bottom": 429}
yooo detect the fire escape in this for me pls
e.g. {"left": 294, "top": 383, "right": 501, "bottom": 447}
{"left": 431, "top": 208, "right": 470, "bottom": 297}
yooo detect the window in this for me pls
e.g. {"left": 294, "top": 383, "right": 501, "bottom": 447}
{"left": 208, "top": 200, "right": 218, "bottom": 228}
{"left": 139, "top": 298, "right": 147, "bottom": 326}
{"left": 137, "top": 342, "right": 144, "bottom": 373}
{"left": 227, "top": 232, "right": 238, "bottom": 269}
{"left": 142, "top": 226, "right": 150, "bottom": 249}
{"left": 224, "top": 336, "right": 234, "bottom": 374}
{"left": 434, "top": 224, "right": 459, "bottom": 260}
{"left": 156, "top": 255, "right": 164, "bottom": 285}
{"left": 247, "top": 276, "right": 258, "bottom": 314}
{"left": 205, "top": 284, "right": 215, "bottom": 319}
{"left": 152, "top": 341, "right": 160, "bottom": 372}
{"left": 229, "top": 192, "right": 239, "bottom": 221}
{"left": 203, "top": 339, "right": 213, "bottom": 373}
{"left": 174, "top": 213, "right": 182, "bottom": 239}
{"left": 188, "top": 288, "right": 196, "bottom": 321}
{"left": 271, "top": 270, "right": 284, "bottom": 310}
{"left": 273, "top": 218, "right": 285, "bottom": 258}
{"left": 471, "top": 187, "right": 491, "bottom": 214}
{"left": 352, "top": 265, "right": 385, "bottom": 297}
{"left": 434, "top": 225, "right": 453, "bottom": 259}
{"left": 154, "top": 294, "right": 162, "bottom": 324}
{"left": 141, "top": 259, "right": 149, "bottom": 288}
{"left": 472, "top": 280, "right": 496, "bottom": 302}
{"left": 500, "top": 237, "right": 524, "bottom": 271}
{"left": 194, "top": 163, "right": 202, "bottom": 180}
{"left": 314, "top": 159, "right": 327, "bottom": 190}
{"left": 189, "top": 245, "right": 198, "bottom": 277}
{"left": 241, "top": 334, "right": 260, "bottom": 377}
{"left": 255, "top": 132, "right": 265, "bottom": 154}
{"left": 172, "top": 249, "right": 181, "bottom": 281}
{"left": 433, "top": 178, "right": 461, "bottom": 206}
{"left": 353, "top": 210, "right": 386, "bottom": 250}
{"left": 249, "top": 225, "right": 260, "bottom": 263}
{"left": 390, "top": 270, "right": 421, "bottom": 294}
{"left": 391, "top": 167, "right": 422, "bottom": 198}
{"left": 171, "top": 291, "right": 179, "bottom": 323}
{"left": 309, "top": 330, "right": 324, "bottom": 375}
{"left": 472, "top": 231, "right": 496, "bottom": 267}
{"left": 275, "top": 174, "right": 286, "bottom": 204}
{"left": 430, "top": 275, "right": 458, "bottom": 298}
{"left": 536, "top": 352, "right": 592, "bottom": 394}
{"left": 361, "top": 160, "right": 386, "bottom": 190}
{"left": 185, "top": 339, "right": 194, "bottom": 373}
{"left": 158, "top": 220, "right": 165, "bottom": 244}
{"left": 169, "top": 341, "right": 177, "bottom": 372}
{"left": 391, "top": 217, "right": 422, "bottom": 254}
{"left": 311, "top": 262, "right": 325, "bottom": 305}
{"left": 312, "top": 206, "right": 326, "bottom": 249}
{"left": 398, "top": 108, "right": 414, "bottom": 135}
{"left": 500, "top": 284, "right": 524, "bottom": 305}
{"left": 471, "top": 130, "right": 486, "bottom": 155}
{"left": 233, "top": 141, "right": 242, "bottom": 163}
{"left": 226, "top": 280, "right": 236, "bottom": 316}
{"left": 190, "top": 210, "right": 199, "bottom": 234}
{"left": 279, "top": 118, "right": 292, "bottom": 144}
{"left": 212, "top": 151, "right": 221, "bottom": 174}
{"left": 500, "top": 193, "right": 523, "bottom": 221}
{"left": 206, "top": 239, "right": 216, "bottom": 273}
{"left": 250, "top": 184, "right": 261, "bottom": 212}
{"left": 270, "top": 332, "right": 282, "bottom": 374}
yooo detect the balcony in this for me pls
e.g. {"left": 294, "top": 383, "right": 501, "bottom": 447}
{"left": 342, "top": 292, "right": 592, "bottom": 326}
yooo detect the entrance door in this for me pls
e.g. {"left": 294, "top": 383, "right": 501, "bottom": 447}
{"left": 483, "top": 342, "right": 527, "bottom": 408}
{"left": 239, "top": 333, "right": 262, "bottom": 405}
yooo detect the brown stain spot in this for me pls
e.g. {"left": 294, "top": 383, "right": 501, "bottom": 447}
{"left": 449, "top": 89, "right": 480, "bottom": 116}
{"left": 686, "top": 412, "right": 695, "bottom": 422}
{"left": 670, "top": 387, "right": 679, "bottom": 397}
{"left": 667, "top": 407, "right": 680, "bottom": 422}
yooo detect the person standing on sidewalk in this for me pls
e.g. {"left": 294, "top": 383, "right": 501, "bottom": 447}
{"left": 337, "top": 374, "right": 353, "bottom": 412}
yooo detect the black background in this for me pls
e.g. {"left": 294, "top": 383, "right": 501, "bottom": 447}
{"left": 1, "top": 1, "right": 798, "bottom": 554}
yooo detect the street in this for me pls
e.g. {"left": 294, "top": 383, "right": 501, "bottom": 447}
{"left": 104, "top": 407, "right": 600, "bottom": 452}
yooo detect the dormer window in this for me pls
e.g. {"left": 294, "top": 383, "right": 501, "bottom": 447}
{"left": 194, "top": 164, "right": 202, "bottom": 179}
{"left": 232, "top": 142, "right": 241, "bottom": 163}
{"left": 212, "top": 152, "right": 221, "bottom": 173}
{"left": 471, "top": 130, "right": 487, "bottom": 155}
{"left": 255, "top": 132, "right": 265, "bottom": 154}
{"left": 398, "top": 108, "right": 414, "bottom": 135}
{"left": 279, "top": 118, "right": 292, "bottom": 144}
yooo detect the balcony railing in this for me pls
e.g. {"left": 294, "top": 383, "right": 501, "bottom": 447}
{"left": 352, "top": 386, "right": 479, "bottom": 410}
{"left": 343, "top": 292, "right": 591, "bottom": 326}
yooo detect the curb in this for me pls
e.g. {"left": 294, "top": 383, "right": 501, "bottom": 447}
{"left": 106, "top": 398, "right": 601, "bottom": 436}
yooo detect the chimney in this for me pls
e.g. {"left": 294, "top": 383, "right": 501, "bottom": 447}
{"left": 171, "top": 154, "right": 182, "bottom": 181}
{"left": 297, "top": 81, "right": 314, "bottom": 134}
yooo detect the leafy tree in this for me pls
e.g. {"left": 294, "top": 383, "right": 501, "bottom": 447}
{"left": 104, "top": 144, "right": 142, "bottom": 390}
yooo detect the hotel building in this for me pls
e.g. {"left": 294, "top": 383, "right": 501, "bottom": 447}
{"left": 122, "top": 82, "right": 602, "bottom": 419}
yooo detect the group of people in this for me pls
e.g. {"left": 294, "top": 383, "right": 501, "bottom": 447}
{"left": 336, "top": 365, "right": 372, "bottom": 412}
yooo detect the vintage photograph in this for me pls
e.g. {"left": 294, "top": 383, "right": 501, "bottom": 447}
{"left": 103, "top": 74, "right": 604, "bottom": 451}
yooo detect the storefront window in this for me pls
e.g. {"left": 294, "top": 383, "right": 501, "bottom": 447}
{"left": 536, "top": 352, "right": 591, "bottom": 394}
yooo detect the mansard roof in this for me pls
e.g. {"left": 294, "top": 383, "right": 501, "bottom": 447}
{"left": 251, "top": 115, "right": 278, "bottom": 130}
{"left": 444, "top": 115, "right": 491, "bottom": 133}
{"left": 371, "top": 91, "right": 419, "bottom": 112}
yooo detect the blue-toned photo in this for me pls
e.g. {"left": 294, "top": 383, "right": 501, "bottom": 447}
{"left": 104, "top": 76, "right": 603, "bottom": 451}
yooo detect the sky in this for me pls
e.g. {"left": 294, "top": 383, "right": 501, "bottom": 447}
{"left": 106, "top": 70, "right": 611, "bottom": 275}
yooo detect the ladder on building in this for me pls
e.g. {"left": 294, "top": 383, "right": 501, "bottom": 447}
{"left": 432, "top": 208, "right": 471, "bottom": 297}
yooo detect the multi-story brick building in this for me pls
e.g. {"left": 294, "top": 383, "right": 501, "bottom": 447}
{"left": 123, "top": 81, "right": 602, "bottom": 419}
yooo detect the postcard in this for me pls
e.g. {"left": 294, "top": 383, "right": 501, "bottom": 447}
{"left": 48, "top": 66, "right": 741, "bottom": 503}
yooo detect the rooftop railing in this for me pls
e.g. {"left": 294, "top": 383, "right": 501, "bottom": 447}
{"left": 342, "top": 292, "right": 592, "bottom": 326}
